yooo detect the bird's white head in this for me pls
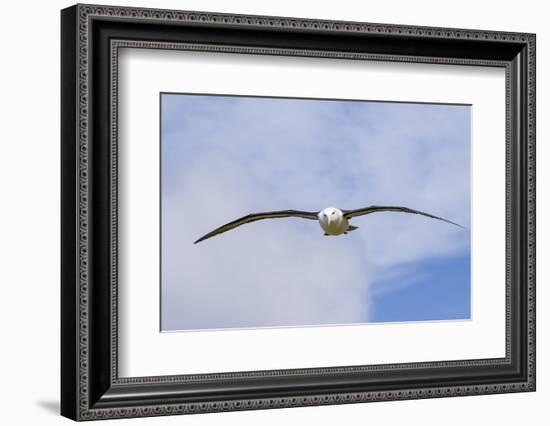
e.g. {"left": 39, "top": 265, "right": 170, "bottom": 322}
{"left": 318, "top": 206, "right": 344, "bottom": 228}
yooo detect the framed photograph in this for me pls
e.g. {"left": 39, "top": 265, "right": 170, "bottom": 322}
{"left": 61, "top": 3, "right": 536, "bottom": 421}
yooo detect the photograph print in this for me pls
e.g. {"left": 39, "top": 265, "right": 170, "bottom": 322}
{"left": 160, "top": 93, "right": 471, "bottom": 332}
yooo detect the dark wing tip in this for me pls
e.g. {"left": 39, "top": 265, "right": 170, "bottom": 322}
{"left": 407, "top": 208, "right": 465, "bottom": 229}
{"left": 418, "top": 212, "right": 466, "bottom": 229}
{"left": 417, "top": 209, "right": 463, "bottom": 229}
{"left": 451, "top": 220, "right": 466, "bottom": 229}
{"left": 193, "top": 235, "right": 208, "bottom": 244}
{"left": 440, "top": 218, "right": 465, "bottom": 229}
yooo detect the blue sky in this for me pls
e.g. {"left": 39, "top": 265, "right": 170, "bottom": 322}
{"left": 161, "top": 93, "right": 471, "bottom": 331}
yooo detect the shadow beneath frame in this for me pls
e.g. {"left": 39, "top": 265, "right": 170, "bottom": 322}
{"left": 36, "top": 400, "right": 59, "bottom": 416}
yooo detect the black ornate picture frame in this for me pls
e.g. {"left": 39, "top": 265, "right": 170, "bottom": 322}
{"left": 61, "top": 3, "right": 536, "bottom": 421}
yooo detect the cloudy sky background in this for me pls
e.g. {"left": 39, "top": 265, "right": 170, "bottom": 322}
{"left": 161, "top": 93, "right": 471, "bottom": 331}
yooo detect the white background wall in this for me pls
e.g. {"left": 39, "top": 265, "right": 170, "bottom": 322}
{"left": 0, "top": 0, "right": 546, "bottom": 424}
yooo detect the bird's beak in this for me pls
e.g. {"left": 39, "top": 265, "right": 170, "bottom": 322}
{"left": 327, "top": 215, "right": 332, "bottom": 226}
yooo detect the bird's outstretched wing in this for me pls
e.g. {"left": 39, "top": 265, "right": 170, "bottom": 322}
{"left": 342, "top": 205, "right": 464, "bottom": 228}
{"left": 194, "top": 209, "right": 319, "bottom": 244}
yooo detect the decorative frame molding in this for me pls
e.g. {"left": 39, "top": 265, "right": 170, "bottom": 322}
{"left": 61, "top": 3, "right": 535, "bottom": 421}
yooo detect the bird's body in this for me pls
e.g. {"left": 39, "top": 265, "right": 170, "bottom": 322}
{"left": 318, "top": 207, "right": 351, "bottom": 236}
{"left": 194, "top": 204, "right": 463, "bottom": 244}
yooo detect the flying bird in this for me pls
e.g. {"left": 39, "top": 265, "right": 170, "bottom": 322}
{"left": 194, "top": 205, "right": 463, "bottom": 244}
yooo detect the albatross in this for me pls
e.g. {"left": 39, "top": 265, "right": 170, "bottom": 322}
{"left": 194, "top": 205, "right": 463, "bottom": 244}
